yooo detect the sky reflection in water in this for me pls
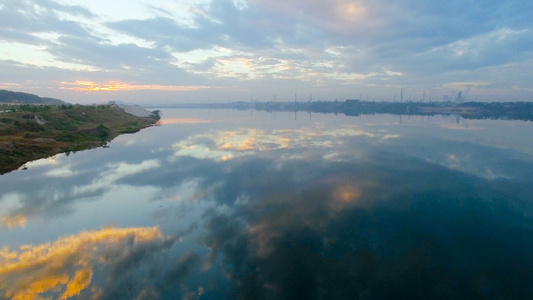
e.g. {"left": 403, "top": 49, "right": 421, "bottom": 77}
{"left": 1, "top": 109, "right": 533, "bottom": 299}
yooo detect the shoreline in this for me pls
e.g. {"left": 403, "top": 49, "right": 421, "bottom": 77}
{"left": 0, "top": 104, "right": 160, "bottom": 175}
{"left": 153, "top": 100, "right": 533, "bottom": 122}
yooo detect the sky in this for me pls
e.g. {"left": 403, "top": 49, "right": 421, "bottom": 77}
{"left": 0, "top": 0, "right": 532, "bottom": 104}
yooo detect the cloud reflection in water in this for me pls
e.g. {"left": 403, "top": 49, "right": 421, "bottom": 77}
{"left": 195, "top": 152, "right": 533, "bottom": 298}
{"left": 1, "top": 111, "right": 533, "bottom": 298}
{"left": 0, "top": 227, "right": 165, "bottom": 299}
{"left": 171, "top": 125, "right": 397, "bottom": 162}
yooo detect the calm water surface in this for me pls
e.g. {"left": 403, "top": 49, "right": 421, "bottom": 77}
{"left": 1, "top": 109, "right": 533, "bottom": 299}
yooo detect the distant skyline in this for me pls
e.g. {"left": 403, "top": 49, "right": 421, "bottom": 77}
{"left": 1, "top": 0, "right": 532, "bottom": 104}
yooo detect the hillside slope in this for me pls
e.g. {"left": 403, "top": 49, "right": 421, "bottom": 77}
{"left": 0, "top": 104, "right": 159, "bottom": 174}
{"left": 0, "top": 90, "right": 66, "bottom": 105}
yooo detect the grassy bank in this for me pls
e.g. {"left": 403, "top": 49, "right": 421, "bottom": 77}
{"left": 0, "top": 104, "right": 160, "bottom": 174}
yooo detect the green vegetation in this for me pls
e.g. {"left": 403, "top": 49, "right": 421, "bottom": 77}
{"left": 0, "top": 104, "right": 159, "bottom": 174}
{"left": 0, "top": 89, "right": 66, "bottom": 105}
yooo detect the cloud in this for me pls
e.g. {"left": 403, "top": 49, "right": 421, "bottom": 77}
{"left": 0, "top": 0, "right": 95, "bottom": 58}
{"left": 2, "top": 0, "right": 533, "bottom": 101}
{"left": 0, "top": 226, "right": 163, "bottom": 299}
{"left": 106, "top": 1, "right": 533, "bottom": 99}
{"left": 0, "top": 158, "right": 163, "bottom": 234}
{"left": 47, "top": 35, "right": 172, "bottom": 70}
{"left": 73, "top": 159, "right": 161, "bottom": 195}
{"left": 250, "top": 0, "right": 377, "bottom": 37}
{"left": 194, "top": 148, "right": 533, "bottom": 298}
{"left": 442, "top": 81, "right": 490, "bottom": 90}
{"left": 0, "top": 223, "right": 203, "bottom": 299}
{"left": 170, "top": 125, "right": 396, "bottom": 162}
{"left": 108, "top": 17, "right": 218, "bottom": 52}
{"left": 399, "top": 28, "right": 533, "bottom": 75}
{"left": 60, "top": 81, "right": 209, "bottom": 92}
{"left": 390, "top": 138, "right": 533, "bottom": 180}
{"left": 2, "top": 111, "right": 533, "bottom": 297}
{"left": 0, "top": 214, "right": 26, "bottom": 229}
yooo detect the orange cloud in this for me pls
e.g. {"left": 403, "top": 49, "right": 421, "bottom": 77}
{"left": 216, "top": 130, "right": 273, "bottom": 152}
{"left": 0, "top": 226, "right": 162, "bottom": 299}
{"left": 62, "top": 267, "right": 93, "bottom": 299}
{"left": 61, "top": 81, "right": 209, "bottom": 92}
{"left": 0, "top": 214, "right": 26, "bottom": 229}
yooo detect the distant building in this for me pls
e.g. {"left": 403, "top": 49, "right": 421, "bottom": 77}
{"left": 456, "top": 91, "right": 464, "bottom": 103}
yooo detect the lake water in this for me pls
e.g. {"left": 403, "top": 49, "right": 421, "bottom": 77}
{"left": 1, "top": 108, "right": 533, "bottom": 299}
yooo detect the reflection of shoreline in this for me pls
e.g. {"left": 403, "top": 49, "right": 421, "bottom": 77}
{"left": 156, "top": 118, "right": 212, "bottom": 125}
{"left": 154, "top": 101, "right": 533, "bottom": 122}
{"left": 0, "top": 105, "right": 160, "bottom": 175}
